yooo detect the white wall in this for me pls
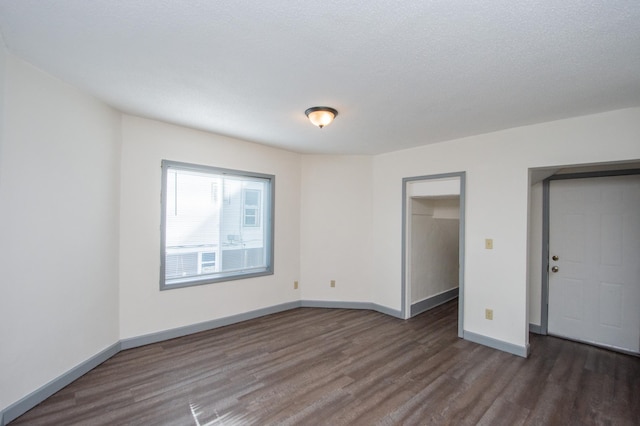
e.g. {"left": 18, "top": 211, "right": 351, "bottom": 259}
{"left": 372, "top": 108, "right": 640, "bottom": 351}
{"left": 0, "top": 34, "right": 5, "bottom": 173}
{"left": 118, "top": 116, "right": 301, "bottom": 339}
{"left": 299, "top": 155, "right": 373, "bottom": 302}
{"left": 432, "top": 198, "right": 461, "bottom": 220}
{"left": 411, "top": 198, "right": 459, "bottom": 303}
{"left": 408, "top": 177, "right": 460, "bottom": 198}
{"left": 0, "top": 52, "right": 121, "bottom": 410}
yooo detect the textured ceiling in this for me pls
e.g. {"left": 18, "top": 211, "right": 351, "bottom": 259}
{"left": 1, "top": 1, "right": 639, "bottom": 154}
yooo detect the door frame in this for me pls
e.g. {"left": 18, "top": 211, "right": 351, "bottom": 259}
{"left": 402, "top": 171, "right": 466, "bottom": 338}
{"left": 540, "top": 168, "right": 640, "bottom": 335}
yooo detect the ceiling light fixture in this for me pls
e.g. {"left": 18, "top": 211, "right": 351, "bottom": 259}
{"left": 305, "top": 106, "right": 338, "bottom": 129}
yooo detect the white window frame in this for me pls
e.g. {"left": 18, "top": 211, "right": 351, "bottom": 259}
{"left": 160, "top": 160, "right": 275, "bottom": 290}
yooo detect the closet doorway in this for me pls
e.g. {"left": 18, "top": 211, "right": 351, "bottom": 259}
{"left": 402, "top": 172, "right": 465, "bottom": 337}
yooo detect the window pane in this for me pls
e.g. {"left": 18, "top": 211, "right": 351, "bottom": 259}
{"left": 202, "top": 252, "right": 215, "bottom": 262}
{"left": 161, "top": 161, "right": 274, "bottom": 289}
{"left": 243, "top": 189, "right": 261, "bottom": 227}
{"left": 245, "top": 189, "right": 259, "bottom": 205}
{"left": 165, "top": 252, "right": 198, "bottom": 279}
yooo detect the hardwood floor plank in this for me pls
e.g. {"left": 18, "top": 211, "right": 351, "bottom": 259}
{"left": 476, "top": 396, "right": 529, "bottom": 426}
{"left": 523, "top": 380, "right": 577, "bottom": 425}
{"left": 8, "top": 300, "right": 640, "bottom": 425}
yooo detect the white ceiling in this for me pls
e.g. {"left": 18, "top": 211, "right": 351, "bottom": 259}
{"left": 1, "top": 1, "right": 639, "bottom": 155}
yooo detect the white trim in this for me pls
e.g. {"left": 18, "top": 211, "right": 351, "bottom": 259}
{"left": 529, "top": 323, "right": 543, "bottom": 335}
{"left": 464, "top": 330, "right": 530, "bottom": 358}
{"left": 300, "top": 300, "right": 403, "bottom": 318}
{"left": 410, "top": 288, "right": 459, "bottom": 317}
{"left": 1, "top": 342, "right": 121, "bottom": 425}
{"left": 121, "top": 301, "right": 300, "bottom": 350}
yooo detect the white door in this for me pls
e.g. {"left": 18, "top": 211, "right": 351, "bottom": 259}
{"left": 548, "top": 175, "right": 640, "bottom": 354}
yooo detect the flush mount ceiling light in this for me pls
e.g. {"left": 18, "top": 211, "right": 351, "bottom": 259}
{"left": 305, "top": 106, "right": 338, "bottom": 129}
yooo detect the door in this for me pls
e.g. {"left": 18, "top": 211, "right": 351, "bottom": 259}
{"left": 548, "top": 175, "right": 640, "bottom": 353}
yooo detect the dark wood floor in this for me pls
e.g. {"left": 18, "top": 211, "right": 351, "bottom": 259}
{"left": 10, "top": 300, "right": 640, "bottom": 425}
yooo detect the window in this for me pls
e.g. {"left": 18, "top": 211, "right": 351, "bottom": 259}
{"left": 160, "top": 160, "right": 274, "bottom": 289}
{"left": 199, "top": 252, "right": 216, "bottom": 273}
{"left": 243, "top": 189, "right": 260, "bottom": 226}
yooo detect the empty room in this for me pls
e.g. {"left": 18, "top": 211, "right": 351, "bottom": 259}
{"left": 1, "top": 2, "right": 639, "bottom": 425}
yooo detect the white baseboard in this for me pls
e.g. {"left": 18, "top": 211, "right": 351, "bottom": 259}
{"left": 464, "top": 330, "right": 530, "bottom": 358}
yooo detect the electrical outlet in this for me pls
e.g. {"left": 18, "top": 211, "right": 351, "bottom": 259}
{"left": 485, "top": 238, "right": 493, "bottom": 250}
{"left": 485, "top": 309, "right": 493, "bottom": 320}
{"left": 330, "top": 280, "right": 336, "bottom": 288}
{"left": 294, "top": 280, "right": 298, "bottom": 290}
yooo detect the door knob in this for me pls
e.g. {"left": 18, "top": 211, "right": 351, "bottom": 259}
{"left": 552, "top": 255, "right": 559, "bottom": 261}
{"left": 551, "top": 266, "right": 559, "bottom": 273}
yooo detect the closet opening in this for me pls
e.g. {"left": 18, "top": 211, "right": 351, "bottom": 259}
{"left": 402, "top": 172, "right": 465, "bottom": 337}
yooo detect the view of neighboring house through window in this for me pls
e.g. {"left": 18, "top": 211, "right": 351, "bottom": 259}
{"left": 243, "top": 189, "right": 260, "bottom": 226}
{"left": 160, "top": 160, "right": 274, "bottom": 289}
